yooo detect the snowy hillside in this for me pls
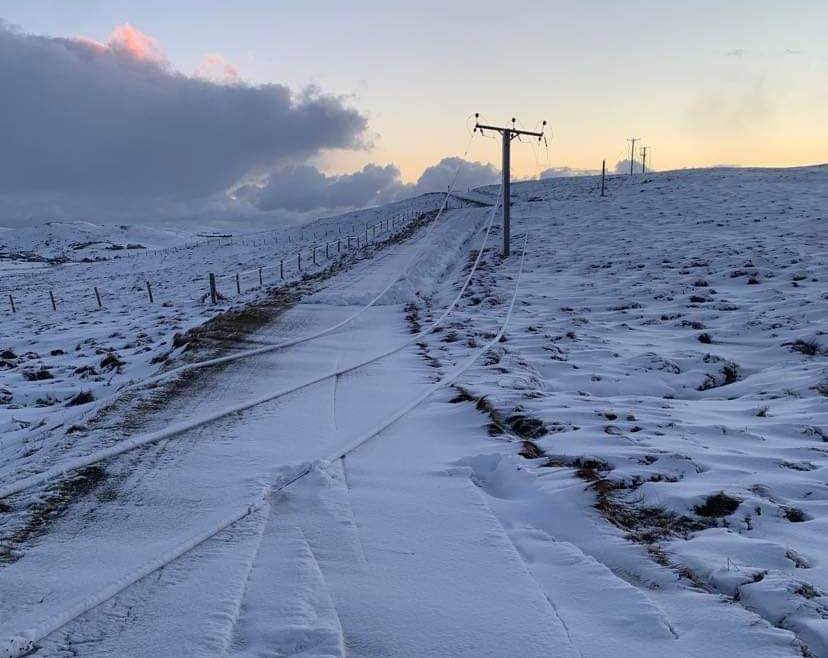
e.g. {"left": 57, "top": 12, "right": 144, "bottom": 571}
{"left": 0, "top": 165, "right": 826, "bottom": 657}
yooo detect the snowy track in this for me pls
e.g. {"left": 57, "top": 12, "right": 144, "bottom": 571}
{"left": 0, "top": 200, "right": 499, "bottom": 501}
{"left": 1, "top": 229, "right": 529, "bottom": 658}
{"left": 0, "top": 202, "right": 528, "bottom": 657}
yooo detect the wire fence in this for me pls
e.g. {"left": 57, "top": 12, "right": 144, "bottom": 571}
{"left": 2, "top": 200, "right": 469, "bottom": 318}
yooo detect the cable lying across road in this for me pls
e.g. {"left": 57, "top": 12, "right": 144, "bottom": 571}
{"left": 0, "top": 193, "right": 501, "bottom": 502}
{"left": 0, "top": 228, "right": 530, "bottom": 658}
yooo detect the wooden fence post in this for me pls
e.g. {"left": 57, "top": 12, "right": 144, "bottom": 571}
{"left": 94, "top": 287, "right": 102, "bottom": 308}
{"left": 280, "top": 259, "right": 284, "bottom": 279}
{"left": 49, "top": 290, "right": 57, "bottom": 311}
{"left": 209, "top": 273, "right": 218, "bottom": 304}
{"left": 258, "top": 267, "right": 263, "bottom": 287}
{"left": 9, "top": 294, "right": 15, "bottom": 313}
{"left": 146, "top": 281, "right": 154, "bottom": 303}
{"left": 236, "top": 272, "right": 241, "bottom": 295}
{"left": 601, "top": 159, "right": 606, "bottom": 197}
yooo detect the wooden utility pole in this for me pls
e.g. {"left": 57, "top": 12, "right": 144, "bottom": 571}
{"left": 474, "top": 114, "right": 547, "bottom": 257}
{"left": 640, "top": 146, "right": 650, "bottom": 174}
{"left": 627, "top": 137, "right": 640, "bottom": 175}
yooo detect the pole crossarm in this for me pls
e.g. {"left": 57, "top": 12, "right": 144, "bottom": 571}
{"left": 474, "top": 114, "right": 546, "bottom": 140}
{"left": 475, "top": 123, "right": 544, "bottom": 139}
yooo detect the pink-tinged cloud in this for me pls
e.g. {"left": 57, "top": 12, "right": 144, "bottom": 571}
{"left": 197, "top": 53, "right": 239, "bottom": 83}
{"left": 110, "top": 24, "right": 164, "bottom": 61}
{"left": 71, "top": 24, "right": 165, "bottom": 63}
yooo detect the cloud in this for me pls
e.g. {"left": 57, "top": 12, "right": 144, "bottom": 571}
{"left": 196, "top": 53, "right": 240, "bottom": 83}
{"left": 108, "top": 23, "right": 166, "bottom": 62}
{"left": 241, "top": 163, "right": 401, "bottom": 212}
{"left": 411, "top": 156, "right": 499, "bottom": 194}
{"left": 0, "top": 23, "right": 505, "bottom": 227}
{"left": 0, "top": 22, "right": 367, "bottom": 224}
{"left": 238, "top": 156, "right": 500, "bottom": 215}
{"left": 539, "top": 166, "right": 600, "bottom": 178}
{"left": 613, "top": 159, "right": 657, "bottom": 174}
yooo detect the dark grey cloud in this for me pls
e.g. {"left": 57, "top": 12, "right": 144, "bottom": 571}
{"left": 0, "top": 22, "right": 367, "bottom": 224}
{"left": 242, "top": 163, "right": 401, "bottom": 212}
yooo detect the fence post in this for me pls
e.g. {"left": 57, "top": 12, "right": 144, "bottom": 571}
{"left": 313, "top": 246, "right": 317, "bottom": 265}
{"left": 9, "top": 294, "right": 15, "bottom": 313}
{"left": 146, "top": 281, "right": 154, "bottom": 303}
{"left": 236, "top": 272, "right": 241, "bottom": 295}
{"left": 337, "top": 238, "right": 341, "bottom": 253}
{"left": 94, "top": 286, "right": 102, "bottom": 308}
{"left": 601, "top": 159, "right": 606, "bottom": 197}
{"left": 280, "top": 259, "right": 284, "bottom": 280}
{"left": 209, "top": 273, "right": 218, "bottom": 304}
{"left": 258, "top": 267, "right": 263, "bottom": 287}
{"left": 49, "top": 290, "right": 57, "bottom": 311}
{"left": 298, "top": 252, "right": 302, "bottom": 271}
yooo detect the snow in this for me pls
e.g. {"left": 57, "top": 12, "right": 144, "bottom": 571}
{"left": 0, "top": 193, "right": 444, "bottom": 470}
{"left": 1, "top": 164, "right": 826, "bottom": 657}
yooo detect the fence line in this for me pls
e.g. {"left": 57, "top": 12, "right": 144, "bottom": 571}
{"left": 1, "top": 203, "right": 470, "bottom": 315}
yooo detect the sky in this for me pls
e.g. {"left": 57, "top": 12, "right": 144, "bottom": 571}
{"left": 0, "top": 0, "right": 826, "bottom": 225}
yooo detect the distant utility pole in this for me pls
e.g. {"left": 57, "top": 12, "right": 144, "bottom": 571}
{"left": 640, "top": 146, "right": 650, "bottom": 174}
{"left": 627, "top": 137, "right": 640, "bottom": 176}
{"left": 474, "top": 114, "right": 547, "bottom": 257}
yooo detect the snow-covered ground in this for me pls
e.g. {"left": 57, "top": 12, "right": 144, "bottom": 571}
{"left": 0, "top": 165, "right": 826, "bottom": 657}
{"left": 0, "top": 194, "right": 444, "bottom": 447}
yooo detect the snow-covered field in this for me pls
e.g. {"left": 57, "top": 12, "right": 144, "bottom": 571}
{"left": 0, "top": 165, "right": 826, "bottom": 657}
